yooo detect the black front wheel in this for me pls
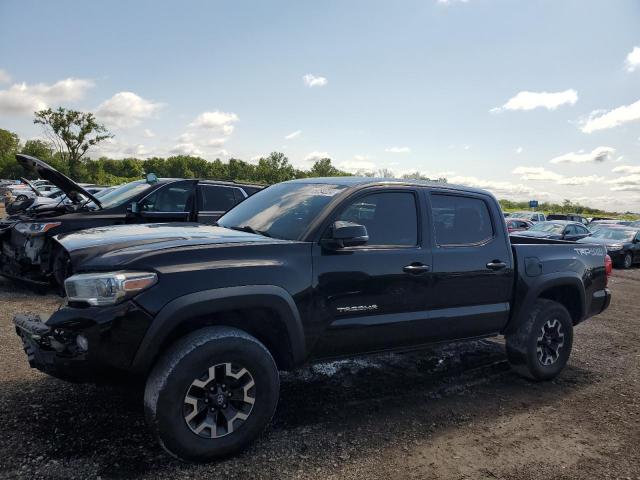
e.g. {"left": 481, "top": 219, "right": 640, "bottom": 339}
{"left": 622, "top": 253, "right": 633, "bottom": 269}
{"left": 506, "top": 299, "right": 573, "bottom": 381}
{"left": 144, "top": 326, "right": 280, "bottom": 462}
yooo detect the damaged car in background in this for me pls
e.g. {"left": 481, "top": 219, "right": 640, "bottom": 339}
{"left": 0, "top": 154, "right": 263, "bottom": 287}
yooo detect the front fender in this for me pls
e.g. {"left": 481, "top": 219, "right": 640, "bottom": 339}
{"left": 130, "top": 285, "right": 305, "bottom": 373}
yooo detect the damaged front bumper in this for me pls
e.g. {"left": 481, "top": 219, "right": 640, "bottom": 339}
{"left": 14, "top": 313, "right": 92, "bottom": 381}
{"left": 13, "top": 301, "right": 155, "bottom": 382}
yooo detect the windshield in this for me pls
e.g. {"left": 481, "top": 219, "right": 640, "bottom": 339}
{"left": 590, "top": 229, "right": 636, "bottom": 242}
{"left": 218, "top": 182, "right": 348, "bottom": 240}
{"left": 531, "top": 222, "right": 565, "bottom": 234}
{"left": 90, "top": 180, "right": 151, "bottom": 209}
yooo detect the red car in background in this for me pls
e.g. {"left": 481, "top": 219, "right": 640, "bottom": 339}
{"left": 506, "top": 218, "right": 533, "bottom": 233}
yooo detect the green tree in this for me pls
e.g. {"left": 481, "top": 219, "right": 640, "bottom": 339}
{"left": 34, "top": 107, "right": 113, "bottom": 180}
{"left": 309, "top": 158, "right": 339, "bottom": 177}
{"left": 21, "top": 139, "right": 53, "bottom": 162}
{"left": 255, "top": 152, "right": 295, "bottom": 183}
{"left": 0, "top": 128, "right": 21, "bottom": 178}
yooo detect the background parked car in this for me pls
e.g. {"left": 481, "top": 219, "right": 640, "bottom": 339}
{"left": 547, "top": 213, "right": 589, "bottom": 226}
{"left": 577, "top": 227, "right": 640, "bottom": 269}
{"left": 0, "top": 154, "right": 265, "bottom": 287}
{"left": 587, "top": 219, "right": 632, "bottom": 231}
{"left": 506, "top": 218, "right": 533, "bottom": 233}
{"left": 510, "top": 211, "right": 546, "bottom": 222}
{"left": 511, "top": 220, "right": 591, "bottom": 241}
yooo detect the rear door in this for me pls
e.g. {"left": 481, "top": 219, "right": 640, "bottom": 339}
{"left": 197, "top": 184, "right": 245, "bottom": 224}
{"left": 426, "top": 190, "right": 513, "bottom": 339}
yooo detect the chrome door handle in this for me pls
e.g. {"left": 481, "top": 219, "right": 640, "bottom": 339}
{"left": 403, "top": 263, "right": 431, "bottom": 274}
{"left": 486, "top": 261, "right": 507, "bottom": 271}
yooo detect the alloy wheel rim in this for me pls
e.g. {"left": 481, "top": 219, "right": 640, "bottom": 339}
{"left": 536, "top": 319, "right": 565, "bottom": 366}
{"left": 624, "top": 254, "right": 632, "bottom": 268}
{"left": 183, "top": 362, "right": 256, "bottom": 439}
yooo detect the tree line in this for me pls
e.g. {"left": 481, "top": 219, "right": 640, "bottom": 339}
{"left": 0, "top": 105, "right": 635, "bottom": 218}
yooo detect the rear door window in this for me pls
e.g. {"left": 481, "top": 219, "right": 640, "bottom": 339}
{"left": 431, "top": 194, "right": 494, "bottom": 246}
{"left": 200, "top": 185, "right": 238, "bottom": 212}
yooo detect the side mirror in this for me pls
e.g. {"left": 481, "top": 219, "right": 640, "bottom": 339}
{"left": 128, "top": 201, "right": 140, "bottom": 214}
{"left": 322, "top": 221, "right": 369, "bottom": 249}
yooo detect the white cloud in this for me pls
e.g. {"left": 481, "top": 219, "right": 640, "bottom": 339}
{"left": 448, "top": 175, "right": 540, "bottom": 198}
{"left": 437, "top": 0, "right": 469, "bottom": 4}
{"left": 492, "top": 89, "right": 578, "bottom": 112}
{"left": 608, "top": 174, "right": 640, "bottom": 192}
{"left": 549, "top": 146, "right": 615, "bottom": 164}
{"left": 91, "top": 137, "right": 149, "bottom": 159}
{"left": 303, "top": 74, "right": 328, "bottom": 88}
{"left": 143, "top": 128, "right": 155, "bottom": 138}
{"left": 207, "top": 138, "right": 226, "bottom": 147}
{"left": 0, "top": 69, "right": 10, "bottom": 84}
{"left": 95, "top": 92, "right": 163, "bottom": 129}
{"left": 625, "top": 46, "right": 640, "bottom": 72}
{"left": 0, "top": 77, "right": 94, "bottom": 115}
{"left": 170, "top": 142, "right": 203, "bottom": 156}
{"left": 189, "top": 110, "right": 239, "bottom": 136}
{"left": 612, "top": 165, "right": 640, "bottom": 174}
{"left": 516, "top": 147, "right": 523, "bottom": 154}
{"left": 285, "top": 130, "right": 302, "bottom": 140}
{"left": 513, "top": 166, "right": 563, "bottom": 182}
{"left": 339, "top": 159, "right": 377, "bottom": 172}
{"left": 385, "top": 146, "right": 411, "bottom": 153}
{"left": 512, "top": 166, "right": 604, "bottom": 186}
{"left": 304, "top": 151, "right": 330, "bottom": 162}
{"left": 580, "top": 100, "right": 640, "bottom": 133}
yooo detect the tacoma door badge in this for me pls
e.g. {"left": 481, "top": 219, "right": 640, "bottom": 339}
{"left": 336, "top": 304, "right": 378, "bottom": 313}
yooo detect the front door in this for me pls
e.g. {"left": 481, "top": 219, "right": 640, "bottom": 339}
{"left": 426, "top": 191, "right": 513, "bottom": 340}
{"left": 311, "top": 188, "right": 433, "bottom": 358}
{"left": 133, "top": 180, "right": 196, "bottom": 223}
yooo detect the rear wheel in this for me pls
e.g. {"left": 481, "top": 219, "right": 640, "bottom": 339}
{"left": 622, "top": 252, "right": 633, "bottom": 269}
{"left": 144, "top": 326, "right": 280, "bottom": 462}
{"left": 506, "top": 299, "right": 573, "bottom": 381}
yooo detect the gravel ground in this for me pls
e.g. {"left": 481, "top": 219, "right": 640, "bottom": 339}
{"left": 0, "top": 269, "right": 639, "bottom": 480}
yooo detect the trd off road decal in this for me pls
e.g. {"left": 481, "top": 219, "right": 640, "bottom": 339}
{"left": 336, "top": 304, "right": 379, "bottom": 313}
{"left": 574, "top": 247, "right": 605, "bottom": 257}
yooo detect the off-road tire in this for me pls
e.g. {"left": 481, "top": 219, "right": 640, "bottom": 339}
{"left": 144, "top": 326, "right": 280, "bottom": 462}
{"left": 506, "top": 299, "right": 573, "bottom": 381}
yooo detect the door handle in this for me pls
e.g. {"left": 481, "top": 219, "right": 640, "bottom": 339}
{"left": 486, "top": 261, "right": 507, "bottom": 271}
{"left": 403, "top": 263, "right": 431, "bottom": 274}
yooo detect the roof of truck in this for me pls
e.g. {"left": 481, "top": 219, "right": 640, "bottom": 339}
{"left": 284, "top": 176, "right": 490, "bottom": 196}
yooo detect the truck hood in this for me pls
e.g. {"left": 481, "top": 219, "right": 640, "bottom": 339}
{"left": 16, "top": 154, "right": 102, "bottom": 208}
{"left": 54, "top": 223, "right": 292, "bottom": 268}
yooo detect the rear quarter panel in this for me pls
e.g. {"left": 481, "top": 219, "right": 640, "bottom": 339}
{"left": 507, "top": 238, "right": 608, "bottom": 333}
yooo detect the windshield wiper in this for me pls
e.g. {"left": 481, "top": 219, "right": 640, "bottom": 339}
{"left": 228, "top": 225, "right": 271, "bottom": 238}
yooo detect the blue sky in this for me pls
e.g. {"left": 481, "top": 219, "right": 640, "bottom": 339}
{"left": 1, "top": 0, "right": 639, "bottom": 211}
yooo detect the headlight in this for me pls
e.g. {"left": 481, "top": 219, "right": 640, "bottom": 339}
{"left": 64, "top": 271, "right": 157, "bottom": 306}
{"left": 14, "top": 222, "right": 61, "bottom": 236}
{"left": 607, "top": 244, "right": 623, "bottom": 251}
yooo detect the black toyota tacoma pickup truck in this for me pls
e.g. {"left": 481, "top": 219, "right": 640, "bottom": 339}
{"left": 13, "top": 177, "right": 612, "bottom": 461}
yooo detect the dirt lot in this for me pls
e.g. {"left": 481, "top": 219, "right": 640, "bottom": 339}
{"left": 0, "top": 270, "right": 638, "bottom": 480}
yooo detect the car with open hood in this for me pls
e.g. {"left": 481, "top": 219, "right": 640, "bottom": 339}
{"left": 512, "top": 220, "right": 591, "bottom": 241}
{"left": 577, "top": 226, "right": 640, "bottom": 268}
{"left": 0, "top": 154, "right": 263, "bottom": 287}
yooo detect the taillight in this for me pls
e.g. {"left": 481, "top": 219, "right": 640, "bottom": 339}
{"left": 605, "top": 254, "right": 612, "bottom": 285}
